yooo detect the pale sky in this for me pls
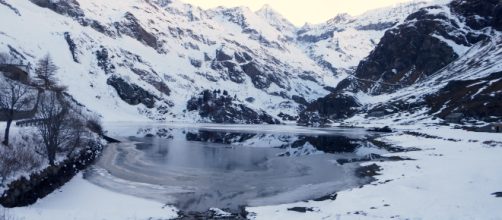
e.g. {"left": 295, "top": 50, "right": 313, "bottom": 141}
{"left": 183, "top": 0, "right": 416, "bottom": 26}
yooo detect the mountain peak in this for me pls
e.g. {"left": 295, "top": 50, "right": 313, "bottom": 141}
{"left": 257, "top": 4, "right": 274, "bottom": 11}
{"left": 255, "top": 4, "right": 297, "bottom": 36}
{"left": 325, "top": 13, "right": 352, "bottom": 25}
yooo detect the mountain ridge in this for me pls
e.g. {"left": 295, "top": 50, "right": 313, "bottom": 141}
{"left": 3, "top": 0, "right": 496, "bottom": 125}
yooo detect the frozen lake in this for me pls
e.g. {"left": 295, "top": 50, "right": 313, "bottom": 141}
{"left": 85, "top": 123, "right": 387, "bottom": 212}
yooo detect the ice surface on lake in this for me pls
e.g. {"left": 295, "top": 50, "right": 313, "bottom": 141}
{"left": 86, "top": 123, "right": 383, "bottom": 212}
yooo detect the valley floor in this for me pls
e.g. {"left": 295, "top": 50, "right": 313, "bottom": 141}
{"left": 2, "top": 124, "right": 502, "bottom": 220}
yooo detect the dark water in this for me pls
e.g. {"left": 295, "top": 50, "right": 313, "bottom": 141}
{"left": 85, "top": 123, "right": 387, "bottom": 212}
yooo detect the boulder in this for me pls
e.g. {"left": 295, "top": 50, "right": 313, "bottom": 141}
{"left": 107, "top": 76, "right": 157, "bottom": 108}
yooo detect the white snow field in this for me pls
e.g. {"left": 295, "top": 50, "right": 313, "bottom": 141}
{"left": 247, "top": 126, "right": 502, "bottom": 220}
{"left": 1, "top": 173, "right": 178, "bottom": 220}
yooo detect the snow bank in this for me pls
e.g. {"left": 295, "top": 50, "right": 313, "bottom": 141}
{"left": 248, "top": 126, "right": 502, "bottom": 219}
{"left": 2, "top": 173, "right": 178, "bottom": 220}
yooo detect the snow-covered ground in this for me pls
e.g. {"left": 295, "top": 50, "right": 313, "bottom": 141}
{"left": 247, "top": 126, "right": 502, "bottom": 220}
{"left": 2, "top": 122, "right": 501, "bottom": 220}
{"left": 1, "top": 173, "right": 178, "bottom": 220}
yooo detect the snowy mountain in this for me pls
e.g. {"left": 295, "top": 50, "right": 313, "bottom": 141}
{"left": 0, "top": 0, "right": 338, "bottom": 123}
{"left": 296, "top": 1, "right": 431, "bottom": 73}
{"left": 3, "top": 0, "right": 494, "bottom": 125}
{"left": 299, "top": 0, "right": 502, "bottom": 125}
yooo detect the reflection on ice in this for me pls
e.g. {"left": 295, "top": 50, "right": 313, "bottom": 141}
{"left": 86, "top": 123, "right": 387, "bottom": 212}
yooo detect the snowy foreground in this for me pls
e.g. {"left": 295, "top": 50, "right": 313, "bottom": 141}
{"left": 248, "top": 126, "right": 502, "bottom": 220}
{"left": 2, "top": 125, "right": 502, "bottom": 220}
{"left": 1, "top": 173, "right": 178, "bottom": 220}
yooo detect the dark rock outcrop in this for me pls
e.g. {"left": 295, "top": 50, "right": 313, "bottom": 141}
{"left": 425, "top": 71, "right": 502, "bottom": 121}
{"left": 64, "top": 32, "right": 79, "bottom": 63}
{"left": 187, "top": 90, "right": 280, "bottom": 124}
{"left": 210, "top": 59, "right": 246, "bottom": 84}
{"left": 291, "top": 95, "right": 309, "bottom": 106}
{"left": 30, "top": 0, "right": 84, "bottom": 18}
{"left": 107, "top": 76, "right": 157, "bottom": 108}
{"left": 338, "top": 6, "right": 463, "bottom": 95}
{"left": 0, "top": 142, "right": 103, "bottom": 207}
{"left": 96, "top": 46, "right": 115, "bottom": 74}
{"left": 287, "top": 207, "right": 315, "bottom": 213}
{"left": 494, "top": 3, "right": 502, "bottom": 30}
{"left": 296, "top": 31, "right": 334, "bottom": 43}
{"left": 114, "top": 12, "right": 159, "bottom": 50}
{"left": 291, "top": 135, "right": 362, "bottom": 154}
{"left": 341, "top": 0, "right": 500, "bottom": 95}
{"left": 0, "top": 0, "right": 20, "bottom": 15}
{"left": 298, "top": 93, "right": 361, "bottom": 125}
{"left": 29, "top": 0, "right": 112, "bottom": 36}
{"left": 278, "top": 112, "right": 298, "bottom": 121}
{"left": 215, "top": 49, "right": 233, "bottom": 61}
{"left": 241, "top": 62, "right": 270, "bottom": 89}
{"left": 450, "top": 0, "right": 502, "bottom": 30}
{"left": 298, "top": 0, "right": 502, "bottom": 125}
{"left": 186, "top": 131, "right": 256, "bottom": 145}
{"left": 356, "top": 22, "right": 397, "bottom": 31}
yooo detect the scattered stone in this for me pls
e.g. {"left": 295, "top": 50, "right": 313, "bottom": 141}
{"left": 355, "top": 164, "right": 381, "bottom": 178}
{"left": 337, "top": 154, "right": 413, "bottom": 165}
{"left": 176, "top": 208, "right": 247, "bottom": 220}
{"left": 287, "top": 207, "right": 315, "bottom": 213}
{"left": 492, "top": 192, "right": 502, "bottom": 198}
{"left": 278, "top": 112, "right": 298, "bottom": 121}
{"left": 367, "top": 126, "right": 393, "bottom": 133}
{"left": 312, "top": 193, "right": 338, "bottom": 202}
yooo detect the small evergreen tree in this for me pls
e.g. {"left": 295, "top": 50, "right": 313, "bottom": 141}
{"left": 35, "top": 54, "right": 59, "bottom": 90}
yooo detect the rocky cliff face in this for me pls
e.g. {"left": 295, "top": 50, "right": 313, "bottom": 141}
{"left": 296, "top": 1, "right": 429, "bottom": 73}
{"left": 299, "top": 0, "right": 502, "bottom": 124}
{"left": 339, "top": 0, "right": 500, "bottom": 95}
{"left": 187, "top": 90, "right": 280, "bottom": 124}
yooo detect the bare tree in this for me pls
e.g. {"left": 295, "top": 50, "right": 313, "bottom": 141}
{"left": 35, "top": 92, "right": 90, "bottom": 165}
{"left": 0, "top": 76, "right": 38, "bottom": 146}
{"left": 35, "top": 92, "right": 68, "bottom": 165}
{"left": 34, "top": 54, "right": 59, "bottom": 90}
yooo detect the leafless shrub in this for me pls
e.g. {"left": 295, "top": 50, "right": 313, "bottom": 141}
{"left": 0, "top": 137, "right": 43, "bottom": 184}
{"left": 35, "top": 91, "right": 97, "bottom": 165}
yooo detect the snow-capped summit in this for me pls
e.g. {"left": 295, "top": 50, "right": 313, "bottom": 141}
{"left": 255, "top": 4, "right": 297, "bottom": 39}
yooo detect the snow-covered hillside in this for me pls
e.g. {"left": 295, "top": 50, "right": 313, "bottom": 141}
{"left": 0, "top": 0, "right": 426, "bottom": 123}
{"left": 296, "top": 1, "right": 433, "bottom": 72}
{"left": 299, "top": 0, "right": 502, "bottom": 125}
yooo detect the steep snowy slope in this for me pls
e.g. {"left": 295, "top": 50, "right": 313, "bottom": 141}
{"left": 296, "top": 1, "right": 432, "bottom": 73}
{"left": 0, "top": 0, "right": 434, "bottom": 123}
{"left": 255, "top": 4, "right": 297, "bottom": 41}
{"left": 0, "top": 0, "right": 342, "bottom": 123}
{"left": 299, "top": 0, "right": 502, "bottom": 125}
